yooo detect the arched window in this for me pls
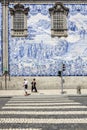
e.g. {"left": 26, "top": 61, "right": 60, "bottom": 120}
{"left": 10, "top": 3, "right": 29, "bottom": 37}
{"left": 49, "top": 2, "right": 69, "bottom": 37}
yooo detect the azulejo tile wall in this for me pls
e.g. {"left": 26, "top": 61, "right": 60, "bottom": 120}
{"left": 8, "top": 4, "right": 87, "bottom": 76}
{"left": 0, "top": 3, "right": 2, "bottom": 76}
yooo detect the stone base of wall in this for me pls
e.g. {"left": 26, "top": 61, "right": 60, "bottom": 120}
{"left": 0, "top": 76, "right": 87, "bottom": 90}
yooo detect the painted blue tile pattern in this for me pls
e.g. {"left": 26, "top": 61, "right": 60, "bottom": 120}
{"left": 0, "top": 3, "right": 2, "bottom": 75}
{"left": 8, "top": 4, "right": 87, "bottom": 76}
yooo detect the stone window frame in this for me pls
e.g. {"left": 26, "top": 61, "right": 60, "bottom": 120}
{"left": 49, "top": 2, "right": 69, "bottom": 37}
{"left": 9, "top": 3, "right": 29, "bottom": 37}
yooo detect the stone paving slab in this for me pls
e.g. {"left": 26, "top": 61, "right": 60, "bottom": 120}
{"left": 0, "top": 89, "right": 87, "bottom": 97}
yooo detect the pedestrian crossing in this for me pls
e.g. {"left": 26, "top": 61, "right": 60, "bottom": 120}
{"left": 0, "top": 95, "right": 87, "bottom": 129}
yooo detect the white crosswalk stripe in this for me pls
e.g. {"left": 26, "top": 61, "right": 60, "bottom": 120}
{"left": 0, "top": 111, "right": 87, "bottom": 115}
{"left": 1, "top": 129, "right": 41, "bottom": 130}
{"left": 0, "top": 118, "right": 87, "bottom": 124}
{"left": 2, "top": 106, "right": 87, "bottom": 109}
{"left": 5, "top": 102, "right": 80, "bottom": 105}
{"left": 9, "top": 99, "right": 71, "bottom": 101}
{"left": 0, "top": 95, "right": 87, "bottom": 129}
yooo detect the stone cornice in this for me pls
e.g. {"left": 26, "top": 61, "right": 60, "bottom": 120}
{"left": 9, "top": 3, "right": 29, "bottom": 15}
{"left": 0, "top": 0, "right": 87, "bottom": 4}
{"left": 1, "top": 0, "right": 9, "bottom": 5}
{"left": 49, "top": 2, "right": 69, "bottom": 15}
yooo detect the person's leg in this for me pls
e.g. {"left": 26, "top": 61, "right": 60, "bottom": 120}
{"left": 25, "top": 89, "right": 28, "bottom": 96}
{"left": 31, "top": 86, "right": 33, "bottom": 92}
{"left": 31, "top": 86, "right": 34, "bottom": 92}
{"left": 35, "top": 87, "right": 37, "bottom": 92}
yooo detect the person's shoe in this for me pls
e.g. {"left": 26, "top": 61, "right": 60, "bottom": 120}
{"left": 25, "top": 93, "right": 30, "bottom": 96}
{"left": 25, "top": 92, "right": 28, "bottom": 96}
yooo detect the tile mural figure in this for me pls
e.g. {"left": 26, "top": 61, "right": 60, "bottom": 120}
{"left": 80, "top": 27, "right": 86, "bottom": 39}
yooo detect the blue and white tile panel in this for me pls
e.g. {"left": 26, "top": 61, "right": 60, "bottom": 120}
{"left": 0, "top": 3, "right": 2, "bottom": 75}
{"left": 8, "top": 4, "right": 87, "bottom": 76}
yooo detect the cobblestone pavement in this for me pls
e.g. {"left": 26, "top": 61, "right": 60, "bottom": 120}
{"left": 0, "top": 95, "right": 87, "bottom": 130}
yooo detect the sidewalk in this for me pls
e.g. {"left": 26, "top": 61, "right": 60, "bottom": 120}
{"left": 0, "top": 89, "right": 87, "bottom": 97}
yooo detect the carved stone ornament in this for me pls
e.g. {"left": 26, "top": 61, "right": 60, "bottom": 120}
{"left": 49, "top": 2, "right": 69, "bottom": 37}
{"left": 9, "top": 3, "right": 29, "bottom": 37}
{"left": 9, "top": 3, "right": 29, "bottom": 16}
{"left": 49, "top": 2, "right": 69, "bottom": 15}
